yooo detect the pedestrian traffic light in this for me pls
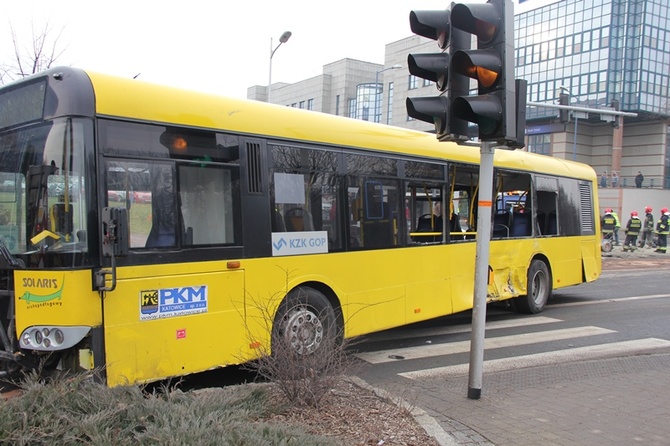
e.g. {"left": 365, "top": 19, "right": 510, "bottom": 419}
{"left": 513, "top": 78, "right": 527, "bottom": 149}
{"left": 449, "top": 0, "right": 516, "bottom": 145}
{"left": 559, "top": 92, "right": 570, "bottom": 124}
{"left": 406, "top": 7, "right": 470, "bottom": 142}
{"left": 611, "top": 98, "right": 620, "bottom": 129}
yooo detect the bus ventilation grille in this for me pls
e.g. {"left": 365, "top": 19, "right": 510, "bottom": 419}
{"left": 579, "top": 181, "right": 595, "bottom": 234}
{"left": 246, "top": 141, "right": 262, "bottom": 194}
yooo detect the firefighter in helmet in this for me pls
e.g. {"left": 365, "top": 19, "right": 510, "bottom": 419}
{"left": 623, "top": 211, "right": 642, "bottom": 251}
{"left": 601, "top": 208, "right": 616, "bottom": 239}
{"left": 641, "top": 206, "right": 655, "bottom": 248}
{"left": 655, "top": 208, "right": 670, "bottom": 253}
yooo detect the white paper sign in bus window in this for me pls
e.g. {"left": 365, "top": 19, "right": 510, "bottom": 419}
{"left": 140, "top": 285, "right": 208, "bottom": 320}
{"left": 272, "top": 231, "right": 328, "bottom": 256}
{"left": 274, "top": 172, "right": 305, "bottom": 204}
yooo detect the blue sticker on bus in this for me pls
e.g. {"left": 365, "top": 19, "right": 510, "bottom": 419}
{"left": 140, "top": 285, "right": 208, "bottom": 320}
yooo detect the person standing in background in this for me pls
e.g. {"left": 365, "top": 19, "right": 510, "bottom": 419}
{"left": 635, "top": 171, "right": 644, "bottom": 188}
{"left": 600, "top": 171, "right": 607, "bottom": 188}
{"left": 642, "top": 206, "right": 655, "bottom": 248}
{"left": 611, "top": 171, "right": 619, "bottom": 188}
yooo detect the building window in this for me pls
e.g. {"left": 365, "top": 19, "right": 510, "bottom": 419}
{"left": 336, "top": 95, "right": 340, "bottom": 116}
{"left": 307, "top": 98, "right": 314, "bottom": 111}
{"left": 299, "top": 101, "right": 305, "bottom": 109}
{"left": 528, "top": 134, "right": 551, "bottom": 156}
{"left": 408, "top": 75, "right": 418, "bottom": 90}
{"left": 355, "top": 83, "right": 376, "bottom": 122}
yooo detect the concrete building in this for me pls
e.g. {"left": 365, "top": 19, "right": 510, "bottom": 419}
{"left": 248, "top": 0, "right": 670, "bottom": 198}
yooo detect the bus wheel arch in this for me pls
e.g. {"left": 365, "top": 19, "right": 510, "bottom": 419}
{"left": 513, "top": 256, "right": 552, "bottom": 314}
{"left": 272, "top": 284, "right": 342, "bottom": 357}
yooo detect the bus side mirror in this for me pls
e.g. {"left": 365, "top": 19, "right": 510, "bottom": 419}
{"left": 102, "top": 207, "right": 129, "bottom": 257}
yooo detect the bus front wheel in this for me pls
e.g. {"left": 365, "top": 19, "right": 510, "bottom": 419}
{"left": 273, "top": 287, "right": 338, "bottom": 356}
{"left": 514, "top": 259, "right": 551, "bottom": 314}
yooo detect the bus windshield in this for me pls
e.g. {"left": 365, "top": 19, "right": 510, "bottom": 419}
{"left": 0, "top": 118, "right": 89, "bottom": 267}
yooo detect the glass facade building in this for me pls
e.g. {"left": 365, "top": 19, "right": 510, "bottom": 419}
{"left": 517, "top": 0, "right": 670, "bottom": 121}
{"left": 249, "top": 0, "right": 670, "bottom": 189}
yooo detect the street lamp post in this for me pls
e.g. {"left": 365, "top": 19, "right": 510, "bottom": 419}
{"left": 374, "top": 64, "right": 402, "bottom": 123}
{"left": 268, "top": 31, "right": 292, "bottom": 104}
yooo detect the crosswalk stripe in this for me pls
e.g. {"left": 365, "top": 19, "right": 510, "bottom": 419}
{"left": 357, "top": 326, "right": 614, "bottom": 364}
{"left": 551, "top": 293, "right": 670, "bottom": 308}
{"left": 361, "top": 316, "right": 563, "bottom": 344}
{"left": 399, "top": 338, "right": 670, "bottom": 379}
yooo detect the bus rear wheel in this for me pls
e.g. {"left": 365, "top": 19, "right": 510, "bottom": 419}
{"left": 273, "top": 287, "right": 338, "bottom": 356}
{"left": 514, "top": 259, "right": 551, "bottom": 314}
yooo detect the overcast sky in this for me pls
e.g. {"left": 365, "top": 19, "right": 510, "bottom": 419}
{"left": 3, "top": 0, "right": 465, "bottom": 99}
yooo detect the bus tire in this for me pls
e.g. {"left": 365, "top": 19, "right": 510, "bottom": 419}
{"left": 273, "top": 287, "right": 338, "bottom": 356}
{"left": 514, "top": 259, "right": 551, "bottom": 314}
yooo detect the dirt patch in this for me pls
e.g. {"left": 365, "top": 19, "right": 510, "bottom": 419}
{"left": 602, "top": 252, "right": 670, "bottom": 270}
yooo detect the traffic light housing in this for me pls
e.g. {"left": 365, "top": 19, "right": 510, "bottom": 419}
{"left": 449, "top": 0, "right": 516, "bottom": 145}
{"left": 406, "top": 0, "right": 519, "bottom": 146}
{"left": 559, "top": 92, "right": 570, "bottom": 124}
{"left": 406, "top": 7, "right": 470, "bottom": 142}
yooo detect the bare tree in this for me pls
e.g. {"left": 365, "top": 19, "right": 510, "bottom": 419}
{"left": 1, "top": 20, "right": 66, "bottom": 85}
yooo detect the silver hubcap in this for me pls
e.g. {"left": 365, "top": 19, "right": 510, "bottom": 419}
{"left": 531, "top": 270, "right": 547, "bottom": 305}
{"left": 283, "top": 306, "right": 324, "bottom": 355}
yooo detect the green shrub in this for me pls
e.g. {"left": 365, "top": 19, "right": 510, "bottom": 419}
{"left": 0, "top": 373, "right": 336, "bottom": 445}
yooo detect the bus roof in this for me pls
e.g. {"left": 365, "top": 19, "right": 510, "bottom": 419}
{"left": 46, "top": 68, "right": 600, "bottom": 181}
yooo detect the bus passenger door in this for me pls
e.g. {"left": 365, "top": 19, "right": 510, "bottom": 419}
{"left": 100, "top": 133, "right": 247, "bottom": 386}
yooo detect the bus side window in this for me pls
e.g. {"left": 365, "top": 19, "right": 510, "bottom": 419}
{"left": 179, "top": 164, "right": 238, "bottom": 246}
{"left": 358, "top": 179, "right": 399, "bottom": 249}
{"left": 106, "top": 161, "right": 153, "bottom": 248}
{"left": 536, "top": 188, "right": 558, "bottom": 236}
{"left": 145, "top": 165, "right": 176, "bottom": 248}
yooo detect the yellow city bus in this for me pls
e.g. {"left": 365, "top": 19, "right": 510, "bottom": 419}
{"left": 0, "top": 67, "right": 600, "bottom": 386}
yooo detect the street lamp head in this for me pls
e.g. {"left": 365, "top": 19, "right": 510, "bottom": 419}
{"left": 279, "top": 31, "right": 292, "bottom": 43}
{"left": 377, "top": 64, "right": 403, "bottom": 75}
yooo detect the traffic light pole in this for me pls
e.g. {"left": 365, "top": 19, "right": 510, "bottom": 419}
{"left": 468, "top": 141, "right": 496, "bottom": 400}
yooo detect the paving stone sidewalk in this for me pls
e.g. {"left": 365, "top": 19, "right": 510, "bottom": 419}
{"left": 405, "top": 250, "right": 670, "bottom": 446}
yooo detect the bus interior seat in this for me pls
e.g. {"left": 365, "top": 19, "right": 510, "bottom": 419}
{"left": 361, "top": 202, "right": 395, "bottom": 247}
{"left": 510, "top": 212, "right": 531, "bottom": 237}
{"left": 492, "top": 211, "right": 510, "bottom": 238}
{"left": 363, "top": 218, "right": 395, "bottom": 247}
{"left": 52, "top": 203, "right": 73, "bottom": 235}
{"left": 413, "top": 214, "right": 442, "bottom": 242}
{"left": 284, "top": 208, "right": 314, "bottom": 232}
{"left": 184, "top": 226, "right": 193, "bottom": 245}
{"left": 450, "top": 213, "right": 461, "bottom": 232}
{"left": 537, "top": 212, "right": 546, "bottom": 235}
{"left": 145, "top": 230, "right": 175, "bottom": 247}
{"left": 145, "top": 215, "right": 178, "bottom": 248}
{"left": 545, "top": 212, "right": 558, "bottom": 235}
{"left": 272, "top": 209, "right": 286, "bottom": 232}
